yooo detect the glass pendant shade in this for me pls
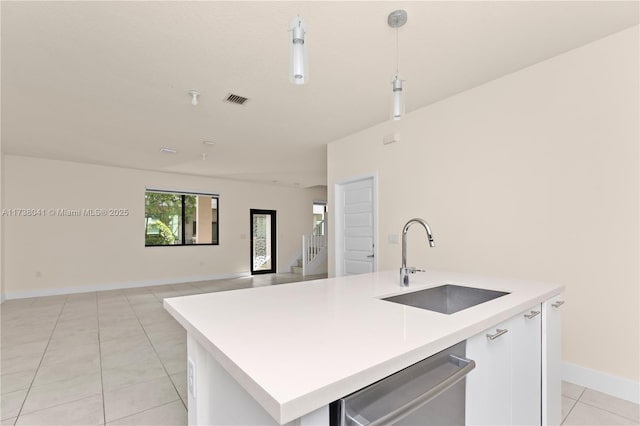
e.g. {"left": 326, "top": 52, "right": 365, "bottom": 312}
{"left": 392, "top": 76, "right": 404, "bottom": 120}
{"left": 289, "top": 17, "right": 308, "bottom": 85}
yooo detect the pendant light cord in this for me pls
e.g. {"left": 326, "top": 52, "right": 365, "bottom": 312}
{"left": 395, "top": 27, "right": 399, "bottom": 78}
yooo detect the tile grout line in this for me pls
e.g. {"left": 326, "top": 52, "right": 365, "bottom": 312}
{"left": 9, "top": 393, "right": 105, "bottom": 420}
{"left": 13, "top": 295, "right": 69, "bottom": 422}
{"left": 566, "top": 387, "right": 640, "bottom": 424}
{"left": 562, "top": 395, "right": 579, "bottom": 425}
{"left": 150, "top": 285, "right": 172, "bottom": 304}
{"left": 96, "top": 292, "right": 107, "bottom": 426}
{"left": 105, "top": 397, "right": 182, "bottom": 424}
{"left": 123, "top": 290, "right": 188, "bottom": 412}
{"left": 576, "top": 399, "right": 640, "bottom": 423}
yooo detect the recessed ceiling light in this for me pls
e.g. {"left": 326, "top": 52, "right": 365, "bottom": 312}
{"left": 160, "top": 148, "right": 177, "bottom": 154}
{"left": 202, "top": 141, "right": 216, "bottom": 146}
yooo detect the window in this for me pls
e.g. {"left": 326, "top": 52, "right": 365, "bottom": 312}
{"left": 313, "top": 202, "right": 326, "bottom": 236}
{"left": 145, "top": 190, "right": 219, "bottom": 246}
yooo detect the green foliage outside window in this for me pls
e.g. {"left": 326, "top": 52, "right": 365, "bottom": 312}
{"left": 144, "top": 191, "right": 216, "bottom": 246}
{"left": 145, "top": 219, "right": 176, "bottom": 245}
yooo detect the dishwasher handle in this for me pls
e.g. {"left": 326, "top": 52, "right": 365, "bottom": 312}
{"left": 346, "top": 355, "right": 476, "bottom": 426}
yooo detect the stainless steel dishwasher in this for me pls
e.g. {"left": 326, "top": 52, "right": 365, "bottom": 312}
{"left": 330, "top": 342, "right": 475, "bottom": 426}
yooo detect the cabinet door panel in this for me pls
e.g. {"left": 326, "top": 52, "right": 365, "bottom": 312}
{"left": 466, "top": 322, "right": 512, "bottom": 425}
{"left": 511, "top": 305, "right": 542, "bottom": 425}
{"left": 543, "top": 296, "right": 564, "bottom": 426}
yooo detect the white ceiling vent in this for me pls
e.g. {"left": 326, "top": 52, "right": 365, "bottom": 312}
{"left": 223, "top": 93, "right": 249, "bottom": 105}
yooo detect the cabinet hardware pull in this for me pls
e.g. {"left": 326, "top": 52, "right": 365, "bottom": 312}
{"left": 486, "top": 328, "right": 508, "bottom": 340}
{"left": 524, "top": 310, "right": 540, "bottom": 319}
{"left": 551, "top": 301, "right": 565, "bottom": 308}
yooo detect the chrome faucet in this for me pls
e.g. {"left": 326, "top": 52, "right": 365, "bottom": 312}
{"left": 400, "top": 218, "right": 435, "bottom": 286}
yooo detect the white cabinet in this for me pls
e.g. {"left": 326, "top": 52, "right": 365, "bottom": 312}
{"left": 511, "top": 305, "right": 542, "bottom": 425}
{"left": 543, "top": 295, "right": 564, "bottom": 426}
{"left": 466, "top": 318, "right": 512, "bottom": 425}
{"left": 466, "top": 303, "right": 542, "bottom": 426}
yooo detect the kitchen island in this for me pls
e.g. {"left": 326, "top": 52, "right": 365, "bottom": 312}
{"left": 164, "top": 269, "right": 564, "bottom": 425}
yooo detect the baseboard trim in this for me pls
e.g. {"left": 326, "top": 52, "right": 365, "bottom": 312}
{"left": 563, "top": 362, "right": 639, "bottom": 404}
{"left": 3, "top": 272, "right": 252, "bottom": 300}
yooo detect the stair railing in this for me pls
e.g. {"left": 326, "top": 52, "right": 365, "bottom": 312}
{"left": 312, "top": 219, "right": 326, "bottom": 236}
{"left": 302, "top": 219, "right": 327, "bottom": 275}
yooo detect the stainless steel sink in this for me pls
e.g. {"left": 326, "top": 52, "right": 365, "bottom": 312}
{"left": 382, "top": 284, "right": 509, "bottom": 314}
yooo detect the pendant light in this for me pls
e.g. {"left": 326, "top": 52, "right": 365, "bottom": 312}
{"left": 388, "top": 10, "right": 407, "bottom": 120}
{"left": 289, "top": 16, "right": 308, "bottom": 85}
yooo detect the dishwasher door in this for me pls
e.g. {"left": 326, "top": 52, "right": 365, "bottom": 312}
{"left": 331, "top": 342, "right": 475, "bottom": 426}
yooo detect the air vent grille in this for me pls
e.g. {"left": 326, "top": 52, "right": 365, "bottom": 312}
{"left": 224, "top": 93, "right": 249, "bottom": 105}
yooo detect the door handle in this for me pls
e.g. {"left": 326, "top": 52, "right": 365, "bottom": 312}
{"left": 552, "top": 301, "right": 565, "bottom": 308}
{"left": 367, "top": 254, "right": 375, "bottom": 258}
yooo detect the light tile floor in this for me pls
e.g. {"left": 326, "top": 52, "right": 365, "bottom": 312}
{"left": 561, "top": 381, "right": 639, "bottom": 425}
{"left": 1, "top": 273, "right": 638, "bottom": 425}
{"left": 1, "top": 273, "right": 324, "bottom": 425}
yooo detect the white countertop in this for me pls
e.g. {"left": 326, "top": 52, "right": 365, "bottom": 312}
{"left": 164, "top": 269, "right": 563, "bottom": 424}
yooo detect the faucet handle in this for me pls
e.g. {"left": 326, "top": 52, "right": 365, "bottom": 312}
{"left": 400, "top": 267, "right": 426, "bottom": 286}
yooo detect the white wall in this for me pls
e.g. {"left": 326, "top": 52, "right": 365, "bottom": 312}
{"left": 1, "top": 14, "right": 4, "bottom": 301}
{"left": 1, "top": 152, "right": 4, "bottom": 303}
{"left": 3, "top": 155, "right": 325, "bottom": 298}
{"left": 328, "top": 26, "right": 639, "bottom": 386}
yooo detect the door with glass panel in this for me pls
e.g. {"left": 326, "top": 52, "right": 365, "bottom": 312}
{"left": 250, "top": 209, "right": 277, "bottom": 275}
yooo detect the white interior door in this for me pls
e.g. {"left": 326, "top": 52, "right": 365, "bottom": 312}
{"left": 334, "top": 176, "right": 376, "bottom": 276}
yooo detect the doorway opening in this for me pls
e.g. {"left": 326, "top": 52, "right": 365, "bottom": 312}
{"left": 250, "top": 209, "right": 277, "bottom": 275}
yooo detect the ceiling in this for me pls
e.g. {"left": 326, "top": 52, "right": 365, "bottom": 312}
{"left": 2, "top": 1, "right": 638, "bottom": 188}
